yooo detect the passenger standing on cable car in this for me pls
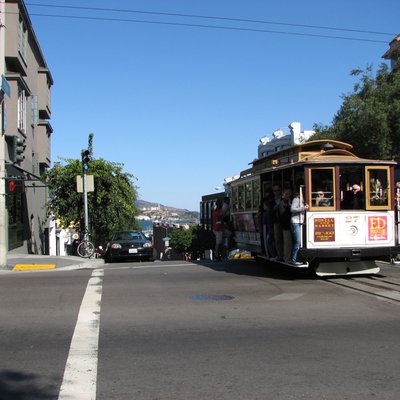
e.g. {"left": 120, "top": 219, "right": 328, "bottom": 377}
{"left": 212, "top": 199, "right": 224, "bottom": 261}
{"left": 396, "top": 182, "right": 400, "bottom": 210}
{"left": 272, "top": 185, "right": 283, "bottom": 260}
{"left": 278, "top": 188, "right": 292, "bottom": 263}
{"left": 290, "top": 191, "right": 309, "bottom": 265}
{"left": 261, "top": 190, "right": 275, "bottom": 258}
{"left": 222, "top": 196, "right": 233, "bottom": 251}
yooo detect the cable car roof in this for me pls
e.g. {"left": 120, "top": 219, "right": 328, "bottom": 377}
{"left": 251, "top": 139, "right": 396, "bottom": 169}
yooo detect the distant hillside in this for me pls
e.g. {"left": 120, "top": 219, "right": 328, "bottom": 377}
{"left": 136, "top": 200, "right": 199, "bottom": 219}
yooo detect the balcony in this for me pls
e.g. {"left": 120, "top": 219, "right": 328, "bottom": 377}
{"left": 38, "top": 69, "right": 52, "bottom": 119}
{"left": 4, "top": 5, "right": 28, "bottom": 76}
{"left": 36, "top": 120, "right": 53, "bottom": 168}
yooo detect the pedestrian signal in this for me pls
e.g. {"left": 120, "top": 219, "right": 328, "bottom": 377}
{"left": 5, "top": 179, "right": 24, "bottom": 194}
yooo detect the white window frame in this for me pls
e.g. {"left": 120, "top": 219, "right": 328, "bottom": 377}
{"left": 31, "top": 94, "right": 38, "bottom": 125}
{"left": 18, "top": 88, "right": 27, "bottom": 133}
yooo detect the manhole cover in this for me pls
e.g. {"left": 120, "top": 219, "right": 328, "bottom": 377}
{"left": 191, "top": 294, "right": 234, "bottom": 301}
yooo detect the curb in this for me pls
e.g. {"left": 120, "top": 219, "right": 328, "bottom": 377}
{"left": 0, "top": 255, "right": 105, "bottom": 272}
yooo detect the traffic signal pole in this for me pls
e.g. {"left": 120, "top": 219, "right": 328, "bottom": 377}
{"left": 83, "top": 167, "right": 89, "bottom": 234}
{"left": 81, "top": 150, "right": 90, "bottom": 235}
{"left": 0, "top": 0, "right": 8, "bottom": 267}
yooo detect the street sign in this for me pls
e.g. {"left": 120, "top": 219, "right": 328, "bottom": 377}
{"left": 76, "top": 175, "right": 94, "bottom": 192}
{"left": 1, "top": 75, "right": 10, "bottom": 97}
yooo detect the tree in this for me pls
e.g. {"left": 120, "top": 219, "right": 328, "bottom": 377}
{"left": 313, "top": 61, "right": 400, "bottom": 160}
{"left": 44, "top": 158, "right": 139, "bottom": 246}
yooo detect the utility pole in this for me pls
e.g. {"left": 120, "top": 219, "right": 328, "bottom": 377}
{"left": 0, "top": 0, "right": 8, "bottom": 267}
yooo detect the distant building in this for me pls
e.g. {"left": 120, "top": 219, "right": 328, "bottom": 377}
{"left": 258, "top": 122, "right": 314, "bottom": 159}
{"left": 200, "top": 192, "right": 225, "bottom": 232}
{"left": 2, "top": 0, "right": 53, "bottom": 253}
{"left": 136, "top": 215, "right": 151, "bottom": 221}
{"left": 382, "top": 34, "right": 400, "bottom": 70}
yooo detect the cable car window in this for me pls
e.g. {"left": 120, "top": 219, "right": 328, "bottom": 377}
{"left": 238, "top": 184, "right": 245, "bottom": 211}
{"left": 366, "top": 166, "right": 391, "bottom": 210}
{"left": 232, "top": 186, "right": 239, "bottom": 212}
{"left": 309, "top": 168, "right": 335, "bottom": 210}
{"left": 245, "top": 182, "right": 252, "bottom": 210}
{"left": 252, "top": 179, "right": 260, "bottom": 210}
{"left": 339, "top": 166, "right": 365, "bottom": 209}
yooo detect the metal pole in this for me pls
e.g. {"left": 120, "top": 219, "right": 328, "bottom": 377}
{"left": 0, "top": 0, "right": 8, "bottom": 267}
{"left": 83, "top": 162, "right": 89, "bottom": 237}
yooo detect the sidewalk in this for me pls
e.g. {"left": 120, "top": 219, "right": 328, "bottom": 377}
{"left": 1, "top": 253, "right": 105, "bottom": 272}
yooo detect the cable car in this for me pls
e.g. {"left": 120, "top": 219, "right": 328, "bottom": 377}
{"left": 227, "top": 140, "right": 400, "bottom": 276}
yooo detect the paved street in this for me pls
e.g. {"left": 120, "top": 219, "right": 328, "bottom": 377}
{"left": 1, "top": 258, "right": 400, "bottom": 399}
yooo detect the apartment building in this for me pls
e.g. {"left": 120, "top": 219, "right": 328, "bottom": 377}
{"left": 382, "top": 34, "right": 400, "bottom": 70}
{"left": 1, "top": 0, "right": 53, "bottom": 254}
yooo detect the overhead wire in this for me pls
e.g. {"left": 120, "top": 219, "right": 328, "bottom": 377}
{"left": 25, "top": 2, "right": 396, "bottom": 37}
{"left": 20, "top": 2, "right": 392, "bottom": 43}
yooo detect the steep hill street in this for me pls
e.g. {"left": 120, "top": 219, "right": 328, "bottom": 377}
{"left": 1, "top": 258, "right": 399, "bottom": 399}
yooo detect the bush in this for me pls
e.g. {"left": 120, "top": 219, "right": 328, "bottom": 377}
{"left": 169, "top": 225, "right": 215, "bottom": 259}
{"left": 170, "top": 228, "right": 192, "bottom": 253}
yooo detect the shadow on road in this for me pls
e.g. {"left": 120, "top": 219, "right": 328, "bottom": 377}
{"left": 0, "top": 370, "right": 58, "bottom": 400}
{"left": 192, "top": 258, "right": 315, "bottom": 281}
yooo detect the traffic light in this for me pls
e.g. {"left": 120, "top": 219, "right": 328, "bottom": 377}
{"left": 5, "top": 135, "right": 26, "bottom": 163}
{"left": 14, "top": 137, "right": 26, "bottom": 163}
{"left": 82, "top": 149, "right": 91, "bottom": 172}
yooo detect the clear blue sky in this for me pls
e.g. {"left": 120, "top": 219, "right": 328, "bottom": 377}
{"left": 26, "top": 0, "right": 399, "bottom": 211}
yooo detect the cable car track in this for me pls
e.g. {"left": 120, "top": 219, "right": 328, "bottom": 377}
{"left": 325, "top": 274, "right": 400, "bottom": 304}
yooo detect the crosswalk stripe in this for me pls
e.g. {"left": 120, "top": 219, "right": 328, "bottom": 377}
{"left": 58, "top": 269, "right": 104, "bottom": 400}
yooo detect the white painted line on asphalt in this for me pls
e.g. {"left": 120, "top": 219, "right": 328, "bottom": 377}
{"left": 58, "top": 269, "right": 104, "bottom": 400}
{"left": 375, "top": 290, "right": 400, "bottom": 301}
{"left": 269, "top": 293, "right": 305, "bottom": 301}
{"left": 106, "top": 263, "right": 190, "bottom": 270}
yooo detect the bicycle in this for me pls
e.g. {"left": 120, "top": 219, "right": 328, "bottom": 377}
{"left": 77, "top": 230, "right": 95, "bottom": 258}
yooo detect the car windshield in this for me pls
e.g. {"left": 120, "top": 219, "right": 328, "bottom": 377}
{"left": 113, "top": 232, "right": 144, "bottom": 241}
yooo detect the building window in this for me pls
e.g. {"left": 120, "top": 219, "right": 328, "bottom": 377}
{"left": 31, "top": 95, "right": 38, "bottom": 125}
{"left": 18, "top": 15, "right": 28, "bottom": 61}
{"left": 18, "top": 88, "right": 26, "bottom": 133}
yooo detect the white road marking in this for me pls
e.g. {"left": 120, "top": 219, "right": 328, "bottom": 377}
{"left": 269, "top": 293, "right": 305, "bottom": 301}
{"left": 58, "top": 269, "right": 104, "bottom": 400}
{"left": 105, "top": 263, "right": 189, "bottom": 270}
{"left": 375, "top": 290, "right": 400, "bottom": 301}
